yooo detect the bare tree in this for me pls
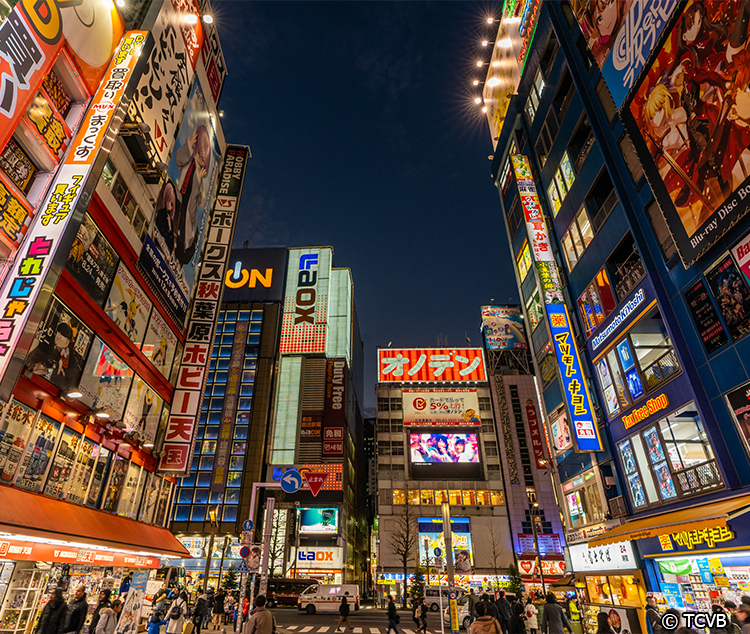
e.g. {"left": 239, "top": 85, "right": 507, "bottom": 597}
{"left": 487, "top": 521, "right": 505, "bottom": 589}
{"left": 267, "top": 508, "right": 288, "bottom": 577}
{"left": 389, "top": 488, "right": 417, "bottom": 606}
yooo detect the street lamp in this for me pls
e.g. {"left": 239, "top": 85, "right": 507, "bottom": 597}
{"left": 531, "top": 503, "right": 546, "bottom": 595}
{"left": 203, "top": 506, "right": 220, "bottom": 593}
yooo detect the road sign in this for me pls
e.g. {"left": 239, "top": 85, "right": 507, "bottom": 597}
{"left": 434, "top": 547, "right": 442, "bottom": 557}
{"left": 239, "top": 546, "right": 250, "bottom": 559}
{"left": 435, "top": 556, "right": 444, "bottom": 572}
{"left": 243, "top": 519, "right": 254, "bottom": 531}
{"left": 237, "top": 559, "right": 249, "bottom": 574}
{"left": 241, "top": 531, "right": 253, "bottom": 545}
{"left": 449, "top": 590, "right": 458, "bottom": 600}
{"left": 303, "top": 471, "right": 328, "bottom": 497}
{"left": 280, "top": 468, "right": 303, "bottom": 494}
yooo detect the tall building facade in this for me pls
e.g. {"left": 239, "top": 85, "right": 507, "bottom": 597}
{"left": 373, "top": 347, "right": 514, "bottom": 602}
{"left": 482, "top": 0, "right": 750, "bottom": 626}
{"left": 0, "top": 0, "right": 239, "bottom": 622}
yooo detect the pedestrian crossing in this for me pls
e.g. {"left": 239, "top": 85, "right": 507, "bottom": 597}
{"left": 282, "top": 627, "right": 442, "bottom": 633}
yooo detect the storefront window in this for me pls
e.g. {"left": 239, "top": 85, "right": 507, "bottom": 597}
{"left": 477, "top": 490, "right": 491, "bottom": 505}
{"left": 449, "top": 490, "right": 461, "bottom": 505}
{"left": 462, "top": 490, "right": 476, "bottom": 505}
{"left": 43, "top": 427, "right": 82, "bottom": 499}
{"left": 435, "top": 490, "right": 448, "bottom": 504}
{"left": 490, "top": 491, "right": 504, "bottom": 505}
{"left": 517, "top": 242, "right": 532, "bottom": 282}
{"left": 421, "top": 490, "right": 434, "bottom": 505}
{"left": 408, "top": 489, "right": 420, "bottom": 506}
{"left": 578, "top": 269, "right": 616, "bottom": 337}
{"left": 393, "top": 490, "right": 405, "bottom": 505}
{"left": 526, "top": 290, "right": 544, "bottom": 332}
{"left": 65, "top": 437, "right": 98, "bottom": 505}
{"left": 563, "top": 469, "right": 604, "bottom": 528}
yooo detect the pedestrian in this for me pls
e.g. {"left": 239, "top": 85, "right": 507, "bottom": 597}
{"left": 166, "top": 591, "right": 189, "bottom": 634}
{"left": 416, "top": 597, "right": 428, "bottom": 634}
{"left": 36, "top": 588, "right": 68, "bottom": 634}
{"left": 223, "top": 593, "right": 235, "bottom": 626}
{"left": 736, "top": 606, "right": 750, "bottom": 634}
{"left": 148, "top": 610, "right": 168, "bottom": 634}
{"left": 245, "top": 595, "right": 275, "bottom": 634}
{"left": 471, "top": 601, "right": 502, "bottom": 634}
{"left": 120, "top": 573, "right": 134, "bottom": 596}
{"left": 204, "top": 588, "right": 215, "bottom": 630}
{"left": 743, "top": 598, "right": 750, "bottom": 608}
{"left": 387, "top": 595, "right": 400, "bottom": 634}
{"left": 482, "top": 594, "right": 500, "bottom": 620}
{"left": 568, "top": 598, "right": 581, "bottom": 634}
{"left": 646, "top": 596, "right": 662, "bottom": 634}
{"left": 336, "top": 592, "right": 353, "bottom": 632}
{"left": 213, "top": 589, "right": 225, "bottom": 630}
{"left": 596, "top": 613, "right": 612, "bottom": 634}
{"left": 95, "top": 600, "right": 123, "bottom": 634}
{"left": 65, "top": 586, "right": 89, "bottom": 634}
{"left": 89, "top": 590, "right": 112, "bottom": 634}
{"left": 469, "top": 590, "right": 479, "bottom": 625}
{"left": 193, "top": 590, "right": 208, "bottom": 634}
{"left": 540, "top": 593, "right": 572, "bottom": 634}
{"left": 509, "top": 603, "right": 526, "bottom": 634}
{"left": 526, "top": 598, "right": 539, "bottom": 634}
{"left": 496, "top": 591, "right": 512, "bottom": 634}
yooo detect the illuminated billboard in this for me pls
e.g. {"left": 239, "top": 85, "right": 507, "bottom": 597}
{"left": 481, "top": 306, "right": 527, "bottom": 350}
{"left": 402, "top": 389, "right": 481, "bottom": 426}
{"left": 418, "top": 518, "right": 473, "bottom": 574}
{"left": 298, "top": 508, "right": 339, "bottom": 535}
{"left": 280, "top": 248, "right": 332, "bottom": 355}
{"left": 409, "top": 433, "right": 482, "bottom": 479}
{"left": 378, "top": 348, "right": 486, "bottom": 383}
{"left": 626, "top": 1, "right": 750, "bottom": 266}
{"left": 223, "top": 247, "right": 288, "bottom": 303}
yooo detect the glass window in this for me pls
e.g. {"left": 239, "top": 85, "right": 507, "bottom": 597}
{"left": 227, "top": 472, "right": 242, "bottom": 488}
{"left": 434, "top": 490, "right": 448, "bottom": 504}
{"left": 490, "top": 491, "right": 504, "bottom": 505}
{"left": 251, "top": 310, "right": 263, "bottom": 321}
{"left": 202, "top": 440, "right": 216, "bottom": 455}
{"left": 217, "top": 358, "right": 230, "bottom": 370}
{"left": 449, "top": 490, "right": 461, "bottom": 505}
{"left": 196, "top": 472, "right": 211, "bottom": 487}
{"left": 526, "top": 289, "right": 544, "bottom": 332}
{"left": 238, "top": 311, "right": 251, "bottom": 321}
{"left": 229, "top": 456, "right": 244, "bottom": 471}
{"left": 238, "top": 398, "right": 252, "bottom": 411}
{"left": 408, "top": 489, "right": 420, "bottom": 506}
{"left": 232, "top": 442, "right": 246, "bottom": 455}
{"left": 199, "top": 456, "right": 214, "bottom": 470}
{"left": 659, "top": 406, "right": 714, "bottom": 471}
{"left": 223, "top": 506, "right": 237, "bottom": 522}
{"left": 177, "top": 489, "right": 192, "bottom": 504}
{"left": 240, "top": 385, "right": 253, "bottom": 396}
{"left": 548, "top": 181, "right": 561, "bottom": 216}
{"left": 516, "top": 242, "right": 532, "bottom": 282}
{"left": 606, "top": 348, "right": 630, "bottom": 410}
{"left": 225, "top": 311, "right": 237, "bottom": 321}
{"left": 212, "top": 384, "right": 226, "bottom": 397}
{"left": 578, "top": 269, "right": 616, "bottom": 337}
{"left": 174, "top": 505, "right": 190, "bottom": 521}
{"left": 596, "top": 356, "right": 619, "bottom": 418}
{"left": 629, "top": 309, "right": 680, "bottom": 390}
{"left": 462, "top": 490, "right": 476, "bottom": 505}
{"left": 205, "top": 426, "right": 219, "bottom": 440}
{"left": 393, "top": 490, "right": 405, "bottom": 504}
{"left": 191, "top": 505, "right": 206, "bottom": 521}
{"left": 421, "top": 490, "right": 434, "bottom": 505}
{"left": 194, "top": 489, "right": 209, "bottom": 504}
{"left": 477, "top": 490, "right": 491, "bottom": 505}
{"left": 234, "top": 426, "right": 248, "bottom": 439}
{"left": 225, "top": 490, "right": 240, "bottom": 504}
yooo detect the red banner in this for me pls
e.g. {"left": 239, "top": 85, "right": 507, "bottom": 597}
{"left": 378, "top": 348, "right": 486, "bottom": 383}
{"left": 0, "top": 538, "right": 160, "bottom": 568}
{"left": 525, "top": 399, "right": 547, "bottom": 469}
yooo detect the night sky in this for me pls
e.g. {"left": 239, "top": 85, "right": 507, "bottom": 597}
{"left": 216, "top": 1, "right": 518, "bottom": 413}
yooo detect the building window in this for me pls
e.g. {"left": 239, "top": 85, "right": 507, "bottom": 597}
{"left": 526, "top": 289, "right": 544, "bottom": 332}
{"left": 478, "top": 397, "right": 492, "bottom": 411}
{"left": 562, "top": 469, "right": 604, "bottom": 529}
{"left": 587, "top": 169, "right": 619, "bottom": 232}
{"left": 547, "top": 152, "right": 575, "bottom": 217}
{"left": 517, "top": 241, "right": 532, "bottom": 282}
{"left": 449, "top": 490, "right": 462, "bottom": 505}
{"left": 553, "top": 66, "right": 576, "bottom": 122}
{"left": 377, "top": 397, "right": 389, "bottom": 412}
{"left": 618, "top": 402, "right": 722, "bottom": 510}
{"left": 390, "top": 421, "right": 403, "bottom": 434}
{"left": 377, "top": 441, "right": 391, "bottom": 456}
{"left": 490, "top": 491, "right": 504, "bottom": 505}
{"left": 393, "top": 490, "right": 406, "bottom": 504}
{"left": 390, "top": 398, "right": 402, "bottom": 411}
{"left": 568, "top": 115, "right": 595, "bottom": 173}
{"left": 507, "top": 197, "right": 523, "bottom": 236}
{"left": 596, "top": 78, "right": 617, "bottom": 123}
{"left": 484, "top": 441, "right": 499, "bottom": 457}
{"left": 421, "top": 489, "right": 434, "bottom": 505}
{"left": 645, "top": 199, "right": 677, "bottom": 262}
{"left": 535, "top": 110, "right": 559, "bottom": 167}
{"left": 540, "top": 32, "right": 559, "bottom": 77}
{"left": 618, "top": 132, "right": 644, "bottom": 184}
{"left": 608, "top": 234, "right": 646, "bottom": 303}
{"left": 561, "top": 206, "right": 595, "bottom": 271}
{"left": 525, "top": 70, "right": 546, "bottom": 123}
{"left": 481, "top": 419, "right": 495, "bottom": 433}
{"left": 391, "top": 441, "right": 404, "bottom": 456}
{"left": 105, "top": 168, "right": 147, "bottom": 240}
{"left": 499, "top": 153, "right": 514, "bottom": 199}
{"left": 577, "top": 268, "right": 616, "bottom": 337}
{"left": 435, "top": 490, "right": 448, "bottom": 504}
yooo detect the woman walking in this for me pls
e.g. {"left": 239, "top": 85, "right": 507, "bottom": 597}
{"left": 166, "top": 591, "right": 189, "bottom": 634}
{"left": 541, "top": 594, "right": 572, "bottom": 634}
{"left": 336, "top": 592, "right": 353, "bottom": 632}
{"left": 525, "top": 598, "right": 539, "bottom": 634}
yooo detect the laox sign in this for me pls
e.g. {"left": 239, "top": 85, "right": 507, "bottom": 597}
{"left": 298, "top": 550, "right": 334, "bottom": 562}
{"left": 295, "top": 253, "right": 319, "bottom": 324}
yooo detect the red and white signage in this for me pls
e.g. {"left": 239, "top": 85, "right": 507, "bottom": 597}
{"left": 323, "top": 426, "right": 344, "bottom": 456}
{"left": 0, "top": 538, "right": 160, "bottom": 568}
{"left": 378, "top": 348, "right": 486, "bottom": 383}
{"left": 303, "top": 472, "right": 328, "bottom": 497}
{"left": 518, "top": 559, "right": 566, "bottom": 578}
{"left": 525, "top": 399, "right": 548, "bottom": 469}
{"left": 403, "top": 389, "right": 481, "bottom": 426}
{"left": 517, "top": 533, "right": 563, "bottom": 556}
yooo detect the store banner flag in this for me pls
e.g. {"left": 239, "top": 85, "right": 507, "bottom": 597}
{"left": 626, "top": 1, "right": 750, "bottom": 267}
{"left": 512, "top": 154, "right": 602, "bottom": 452}
{"left": 159, "top": 145, "right": 250, "bottom": 475}
{"left": 0, "top": 32, "right": 148, "bottom": 402}
{"left": 116, "top": 572, "right": 149, "bottom": 634}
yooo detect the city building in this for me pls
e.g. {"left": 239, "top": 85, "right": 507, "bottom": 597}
{"left": 0, "top": 0, "right": 242, "bottom": 617}
{"left": 373, "top": 346, "right": 514, "bottom": 602}
{"left": 481, "top": 0, "right": 750, "bottom": 625}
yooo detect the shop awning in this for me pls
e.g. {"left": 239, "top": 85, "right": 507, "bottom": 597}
{"left": 0, "top": 486, "right": 189, "bottom": 559}
{"left": 588, "top": 494, "right": 750, "bottom": 548}
{"left": 551, "top": 574, "right": 576, "bottom": 588}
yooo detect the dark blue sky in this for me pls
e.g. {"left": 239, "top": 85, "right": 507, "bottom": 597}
{"left": 217, "top": 1, "right": 518, "bottom": 412}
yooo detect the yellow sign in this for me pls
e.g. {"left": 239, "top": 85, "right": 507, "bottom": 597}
{"left": 672, "top": 526, "right": 735, "bottom": 550}
{"left": 623, "top": 393, "right": 669, "bottom": 429}
{"left": 450, "top": 595, "right": 459, "bottom": 632}
{"left": 659, "top": 534, "right": 674, "bottom": 551}
{"left": 709, "top": 557, "right": 725, "bottom": 574}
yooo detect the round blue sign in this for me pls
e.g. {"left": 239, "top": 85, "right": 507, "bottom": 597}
{"left": 239, "top": 546, "right": 250, "bottom": 559}
{"left": 433, "top": 547, "right": 442, "bottom": 557}
{"left": 280, "top": 468, "right": 303, "bottom": 494}
{"left": 449, "top": 591, "right": 458, "bottom": 600}
{"left": 242, "top": 519, "right": 254, "bottom": 531}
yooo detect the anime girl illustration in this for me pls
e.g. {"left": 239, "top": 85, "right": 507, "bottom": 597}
{"left": 153, "top": 180, "right": 177, "bottom": 264}
{"left": 151, "top": 336, "right": 168, "bottom": 371}
{"left": 572, "top": 0, "right": 633, "bottom": 68}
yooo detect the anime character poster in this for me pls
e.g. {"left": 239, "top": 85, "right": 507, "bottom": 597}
{"left": 627, "top": 1, "right": 750, "bottom": 266}
{"left": 627, "top": 472, "right": 648, "bottom": 508}
{"left": 65, "top": 213, "right": 119, "bottom": 306}
{"left": 572, "top": 0, "right": 635, "bottom": 68}
{"left": 409, "top": 433, "right": 480, "bottom": 464}
{"left": 105, "top": 263, "right": 153, "bottom": 347}
{"left": 619, "top": 439, "right": 638, "bottom": 474}
{"left": 655, "top": 461, "right": 678, "bottom": 499}
{"left": 115, "top": 572, "right": 149, "bottom": 634}
{"left": 122, "top": 376, "right": 163, "bottom": 445}
{"left": 643, "top": 427, "right": 667, "bottom": 463}
{"left": 78, "top": 338, "right": 134, "bottom": 419}
{"left": 138, "top": 77, "right": 222, "bottom": 326}
{"left": 140, "top": 309, "right": 178, "bottom": 379}
{"left": 25, "top": 297, "right": 92, "bottom": 390}
{"left": 480, "top": 306, "right": 527, "bottom": 350}
{"left": 705, "top": 255, "right": 750, "bottom": 340}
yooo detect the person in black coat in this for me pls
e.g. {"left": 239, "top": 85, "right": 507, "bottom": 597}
{"left": 192, "top": 592, "right": 208, "bottom": 634}
{"left": 482, "top": 594, "right": 501, "bottom": 620}
{"left": 509, "top": 602, "right": 526, "bottom": 634}
{"left": 36, "top": 589, "right": 68, "bottom": 634}
{"left": 496, "top": 591, "right": 513, "bottom": 634}
{"left": 387, "top": 596, "right": 400, "bottom": 634}
{"left": 336, "top": 592, "right": 353, "bottom": 632}
{"left": 66, "top": 587, "right": 89, "bottom": 634}
{"left": 89, "top": 590, "right": 112, "bottom": 634}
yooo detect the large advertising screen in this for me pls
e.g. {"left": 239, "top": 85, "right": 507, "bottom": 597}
{"left": 223, "top": 247, "right": 288, "bottom": 303}
{"left": 409, "top": 433, "right": 482, "bottom": 479}
{"left": 481, "top": 306, "right": 527, "bottom": 350}
{"left": 378, "top": 348, "right": 486, "bottom": 383}
{"left": 402, "top": 389, "right": 481, "bottom": 426}
{"left": 298, "top": 508, "right": 339, "bottom": 535}
{"left": 626, "top": 1, "right": 750, "bottom": 266}
{"left": 418, "top": 517, "right": 473, "bottom": 575}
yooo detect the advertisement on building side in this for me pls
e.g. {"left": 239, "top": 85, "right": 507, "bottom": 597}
{"left": 323, "top": 358, "right": 346, "bottom": 455}
{"left": 481, "top": 306, "right": 527, "bottom": 350}
{"left": 223, "top": 247, "right": 288, "bottom": 303}
{"left": 197, "top": 0, "right": 227, "bottom": 103}
{"left": 568, "top": 541, "right": 638, "bottom": 573}
{"left": 295, "top": 547, "right": 343, "bottom": 570}
{"left": 726, "top": 380, "right": 750, "bottom": 458}
{"left": 159, "top": 145, "right": 249, "bottom": 475}
{"left": 280, "top": 248, "right": 332, "bottom": 355}
{"left": 65, "top": 214, "right": 118, "bottom": 307}
{"left": 105, "top": 262, "right": 153, "bottom": 347}
{"left": 298, "top": 508, "right": 338, "bottom": 535}
{"left": 378, "top": 348, "right": 486, "bottom": 383}
{"left": 626, "top": 1, "right": 750, "bottom": 267}
{"left": 122, "top": 376, "right": 163, "bottom": 445}
{"left": 271, "top": 464, "right": 343, "bottom": 491}
{"left": 418, "top": 518, "right": 473, "bottom": 575}
{"left": 139, "top": 77, "right": 222, "bottom": 327}
{"left": 402, "top": 389, "right": 481, "bottom": 426}
{"left": 115, "top": 572, "right": 149, "bottom": 634}
{"left": 525, "top": 399, "right": 548, "bottom": 468}
{"left": 409, "top": 433, "right": 482, "bottom": 480}
{"left": 140, "top": 308, "right": 179, "bottom": 379}
{"left": 78, "top": 338, "right": 134, "bottom": 420}
{"left": 0, "top": 31, "right": 147, "bottom": 402}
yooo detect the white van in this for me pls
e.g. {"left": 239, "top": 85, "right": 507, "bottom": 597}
{"left": 297, "top": 584, "right": 360, "bottom": 614}
{"left": 425, "top": 586, "right": 465, "bottom": 612}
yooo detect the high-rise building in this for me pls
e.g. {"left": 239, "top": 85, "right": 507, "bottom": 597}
{"left": 481, "top": 0, "right": 750, "bottom": 625}
{"left": 373, "top": 347, "right": 514, "bottom": 602}
{"left": 0, "top": 0, "right": 241, "bottom": 610}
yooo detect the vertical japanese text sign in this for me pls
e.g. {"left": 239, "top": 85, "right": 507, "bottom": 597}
{"left": 0, "top": 32, "right": 149, "bottom": 401}
{"left": 159, "top": 145, "right": 250, "bottom": 475}
{"left": 511, "top": 155, "right": 602, "bottom": 452}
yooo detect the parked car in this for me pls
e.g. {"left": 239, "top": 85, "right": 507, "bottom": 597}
{"left": 425, "top": 586, "right": 465, "bottom": 612}
{"left": 297, "top": 584, "right": 360, "bottom": 614}
{"left": 443, "top": 594, "right": 471, "bottom": 631}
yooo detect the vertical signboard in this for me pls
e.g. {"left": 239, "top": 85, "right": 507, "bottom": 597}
{"left": 512, "top": 155, "right": 602, "bottom": 452}
{"left": 0, "top": 32, "right": 148, "bottom": 401}
{"left": 323, "top": 358, "right": 346, "bottom": 455}
{"left": 210, "top": 319, "right": 247, "bottom": 491}
{"left": 279, "top": 248, "right": 332, "bottom": 355}
{"left": 159, "top": 145, "right": 249, "bottom": 475}
{"left": 197, "top": 0, "right": 227, "bottom": 104}
{"left": 525, "top": 399, "right": 548, "bottom": 468}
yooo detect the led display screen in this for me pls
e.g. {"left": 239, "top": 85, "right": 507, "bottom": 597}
{"left": 409, "top": 433, "right": 482, "bottom": 479}
{"left": 298, "top": 508, "right": 339, "bottom": 535}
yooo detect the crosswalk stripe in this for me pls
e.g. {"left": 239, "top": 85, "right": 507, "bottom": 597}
{"left": 317, "top": 629, "right": 329, "bottom": 633}
{"left": 286, "top": 628, "right": 298, "bottom": 632}
{"left": 300, "top": 628, "right": 314, "bottom": 633}
{"left": 352, "top": 629, "right": 362, "bottom": 633}
{"left": 370, "top": 629, "right": 380, "bottom": 633}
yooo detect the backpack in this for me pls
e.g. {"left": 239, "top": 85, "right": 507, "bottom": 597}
{"left": 169, "top": 603, "right": 182, "bottom": 620}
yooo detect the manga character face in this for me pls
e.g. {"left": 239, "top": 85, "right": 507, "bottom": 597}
{"left": 683, "top": 10, "right": 702, "bottom": 43}
{"left": 55, "top": 331, "right": 71, "bottom": 349}
{"left": 595, "top": 0, "right": 619, "bottom": 41}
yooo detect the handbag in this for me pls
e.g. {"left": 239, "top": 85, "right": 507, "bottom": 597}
{"left": 183, "top": 622, "right": 194, "bottom": 634}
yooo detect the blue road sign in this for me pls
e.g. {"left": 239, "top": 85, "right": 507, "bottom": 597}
{"left": 434, "top": 547, "right": 442, "bottom": 557}
{"left": 280, "top": 468, "right": 303, "bottom": 493}
{"left": 239, "top": 546, "right": 250, "bottom": 559}
{"left": 237, "top": 560, "right": 249, "bottom": 574}
{"left": 243, "top": 519, "right": 254, "bottom": 531}
{"left": 449, "top": 591, "right": 458, "bottom": 600}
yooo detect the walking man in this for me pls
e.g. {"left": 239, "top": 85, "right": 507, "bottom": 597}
{"left": 336, "top": 592, "right": 353, "bottom": 632}
{"left": 387, "top": 595, "right": 400, "bottom": 634}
